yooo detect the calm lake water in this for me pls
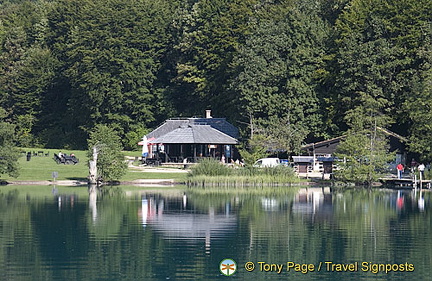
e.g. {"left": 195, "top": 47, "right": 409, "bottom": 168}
{"left": 0, "top": 185, "right": 431, "bottom": 281}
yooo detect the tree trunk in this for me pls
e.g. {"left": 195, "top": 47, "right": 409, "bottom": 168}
{"left": 88, "top": 146, "right": 98, "bottom": 184}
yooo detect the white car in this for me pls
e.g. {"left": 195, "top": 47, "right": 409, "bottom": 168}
{"left": 253, "top": 158, "right": 281, "bottom": 168}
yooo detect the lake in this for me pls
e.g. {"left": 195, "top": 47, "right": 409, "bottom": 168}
{"left": 0, "top": 185, "right": 430, "bottom": 280}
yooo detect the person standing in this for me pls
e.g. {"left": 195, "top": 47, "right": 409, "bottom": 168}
{"left": 396, "top": 163, "right": 404, "bottom": 179}
{"left": 418, "top": 163, "right": 425, "bottom": 180}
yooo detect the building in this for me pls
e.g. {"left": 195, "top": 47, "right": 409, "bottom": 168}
{"left": 145, "top": 110, "right": 240, "bottom": 164}
{"left": 297, "top": 128, "right": 408, "bottom": 175}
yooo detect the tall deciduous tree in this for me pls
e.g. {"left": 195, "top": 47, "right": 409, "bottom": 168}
{"left": 0, "top": 0, "right": 59, "bottom": 147}
{"left": 0, "top": 108, "right": 20, "bottom": 178}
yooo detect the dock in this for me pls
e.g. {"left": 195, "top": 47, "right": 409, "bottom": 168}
{"left": 379, "top": 177, "right": 431, "bottom": 189}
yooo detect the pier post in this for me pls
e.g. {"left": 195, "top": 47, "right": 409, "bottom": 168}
{"left": 420, "top": 172, "right": 423, "bottom": 189}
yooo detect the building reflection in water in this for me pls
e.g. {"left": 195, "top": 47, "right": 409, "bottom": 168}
{"left": 138, "top": 193, "right": 237, "bottom": 254}
{"left": 291, "top": 187, "right": 333, "bottom": 224}
{"left": 53, "top": 188, "right": 77, "bottom": 211}
{"left": 136, "top": 187, "right": 428, "bottom": 257}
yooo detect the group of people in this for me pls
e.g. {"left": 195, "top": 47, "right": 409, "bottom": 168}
{"left": 396, "top": 159, "right": 427, "bottom": 179}
{"left": 220, "top": 154, "right": 245, "bottom": 167}
{"left": 55, "top": 151, "right": 79, "bottom": 165}
{"left": 58, "top": 151, "right": 76, "bottom": 158}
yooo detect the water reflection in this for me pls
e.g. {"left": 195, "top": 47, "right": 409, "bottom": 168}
{"left": 138, "top": 193, "right": 237, "bottom": 255}
{"left": 53, "top": 186, "right": 78, "bottom": 211}
{"left": 88, "top": 185, "right": 98, "bottom": 222}
{"left": 0, "top": 186, "right": 431, "bottom": 280}
{"left": 292, "top": 187, "right": 332, "bottom": 215}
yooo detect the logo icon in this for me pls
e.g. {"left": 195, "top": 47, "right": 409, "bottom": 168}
{"left": 220, "top": 259, "right": 237, "bottom": 276}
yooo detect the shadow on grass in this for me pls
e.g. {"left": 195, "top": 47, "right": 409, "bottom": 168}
{"left": 66, "top": 177, "right": 88, "bottom": 181}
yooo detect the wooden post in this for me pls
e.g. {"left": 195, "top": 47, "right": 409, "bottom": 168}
{"left": 420, "top": 171, "right": 423, "bottom": 189}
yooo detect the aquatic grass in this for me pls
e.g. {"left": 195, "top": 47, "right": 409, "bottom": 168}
{"left": 187, "top": 175, "right": 301, "bottom": 188}
{"left": 188, "top": 161, "right": 301, "bottom": 187}
{"left": 189, "top": 158, "right": 233, "bottom": 177}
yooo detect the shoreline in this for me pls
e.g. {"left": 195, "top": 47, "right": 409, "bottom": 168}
{"left": 4, "top": 179, "right": 182, "bottom": 186}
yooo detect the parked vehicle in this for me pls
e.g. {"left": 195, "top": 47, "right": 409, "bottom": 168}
{"left": 253, "top": 158, "right": 281, "bottom": 168}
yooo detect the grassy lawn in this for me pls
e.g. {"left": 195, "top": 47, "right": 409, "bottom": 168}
{"left": 5, "top": 148, "right": 89, "bottom": 181}
{"left": 1, "top": 148, "right": 188, "bottom": 183}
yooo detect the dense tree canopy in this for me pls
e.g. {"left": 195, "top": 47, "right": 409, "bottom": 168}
{"left": 230, "top": 2, "right": 329, "bottom": 153}
{"left": 47, "top": 0, "right": 177, "bottom": 148}
{"left": 0, "top": 0, "right": 430, "bottom": 164}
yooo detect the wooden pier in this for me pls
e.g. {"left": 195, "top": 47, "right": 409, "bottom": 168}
{"left": 379, "top": 177, "right": 431, "bottom": 189}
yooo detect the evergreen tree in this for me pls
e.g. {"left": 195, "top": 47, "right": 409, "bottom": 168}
{"left": 48, "top": 0, "right": 177, "bottom": 148}
{"left": 169, "top": 0, "right": 257, "bottom": 119}
{"left": 334, "top": 92, "right": 394, "bottom": 185}
{"left": 404, "top": 41, "right": 432, "bottom": 160}
{"left": 231, "top": 2, "right": 329, "bottom": 153}
{"left": 328, "top": 0, "right": 432, "bottom": 137}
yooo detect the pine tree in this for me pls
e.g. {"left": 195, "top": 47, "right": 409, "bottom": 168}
{"left": 334, "top": 92, "right": 394, "bottom": 185}
{"left": 231, "top": 2, "right": 329, "bottom": 152}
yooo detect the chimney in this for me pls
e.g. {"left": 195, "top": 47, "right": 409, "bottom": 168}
{"left": 205, "top": 109, "right": 212, "bottom": 118}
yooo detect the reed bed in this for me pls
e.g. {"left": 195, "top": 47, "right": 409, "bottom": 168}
{"left": 188, "top": 158, "right": 301, "bottom": 188}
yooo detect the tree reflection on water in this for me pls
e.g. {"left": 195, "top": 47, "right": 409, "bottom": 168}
{"left": 0, "top": 186, "right": 430, "bottom": 280}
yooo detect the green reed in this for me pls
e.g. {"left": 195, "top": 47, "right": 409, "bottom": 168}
{"left": 188, "top": 159, "right": 301, "bottom": 187}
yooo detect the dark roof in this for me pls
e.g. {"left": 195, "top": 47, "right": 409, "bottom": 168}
{"left": 302, "top": 136, "right": 345, "bottom": 150}
{"left": 302, "top": 128, "right": 408, "bottom": 155}
{"left": 150, "top": 125, "right": 238, "bottom": 144}
{"left": 191, "top": 118, "right": 239, "bottom": 139}
{"left": 147, "top": 119, "right": 188, "bottom": 139}
{"left": 147, "top": 118, "right": 239, "bottom": 140}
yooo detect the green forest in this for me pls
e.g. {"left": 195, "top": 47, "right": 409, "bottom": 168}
{"left": 0, "top": 0, "right": 431, "bottom": 158}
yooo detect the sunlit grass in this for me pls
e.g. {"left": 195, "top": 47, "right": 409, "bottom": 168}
{"left": 1, "top": 148, "right": 188, "bottom": 183}
{"left": 4, "top": 148, "right": 89, "bottom": 181}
